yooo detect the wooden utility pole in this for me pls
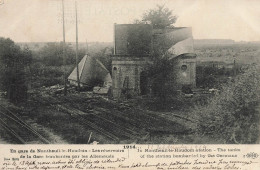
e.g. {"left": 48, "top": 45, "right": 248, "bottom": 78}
{"left": 75, "top": 1, "right": 80, "bottom": 91}
{"left": 62, "top": 0, "right": 67, "bottom": 95}
{"left": 86, "top": 39, "right": 88, "bottom": 55}
{"left": 233, "top": 55, "right": 236, "bottom": 76}
{"left": 113, "top": 23, "right": 116, "bottom": 55}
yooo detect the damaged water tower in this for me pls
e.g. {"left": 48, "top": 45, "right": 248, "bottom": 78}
{"left": 112, "top": 24, "right": 153, "bottom": 99}
{"left": 111, "top": 23, "right": 197, "bottom": 99}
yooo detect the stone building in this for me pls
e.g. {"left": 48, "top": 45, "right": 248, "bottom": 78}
{"left": 112, "top": 23, "right": 196, "bottom": 99}
{"left": 112, "top": 24, "right": 153, "bottom": 98}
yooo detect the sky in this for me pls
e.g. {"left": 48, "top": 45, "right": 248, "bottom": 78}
{"left": 0, "top": 0, "right": 260, "bottom": 42}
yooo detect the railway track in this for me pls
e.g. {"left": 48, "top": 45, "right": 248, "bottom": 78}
{"left": 61, "top": 97, "right": 193, "bottom": 139}
{"left": 31, "top": 94, "right": 195, "bottom": 143}
{"left": 94, "top": 106, "right": 193, "bottom": 132}
{"left": 32, "top": 96, "right": 123, "bottom": 141}
{"left": 0, "top": 105, "right": 51, "bottom": 144}
{"left": 55, "top": 103, "right": 142, "bottom": 141}
{"left": 32, "top": 96, "right": 143, "bottom": 142}
{"left": 56, "top": 104, "right": 121, "bottom": 141}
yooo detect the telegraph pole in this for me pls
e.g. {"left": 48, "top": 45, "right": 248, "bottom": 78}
{"left": 233, "top": 55, "right": 236, "bottom": 76}
{"left": 86, "top": 39, "right": 89, "bottom": 55}
{"left": 62, "top": 0, "right": 67, "bottom": 95}
{"left": 75, "top": 1, "right": 80, "bottom": 91}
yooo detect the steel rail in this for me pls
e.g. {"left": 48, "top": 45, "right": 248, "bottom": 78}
{"left": 56, "top": 104, "right": 120, "bottom": 141}
{"left": 33, "top": 96, "right": 121, "bottom": 141}
{"left": 0, "top": 105, "right": 51, "bottom": 144}
{"left": 62, "top": 97, "right": 140, "bottom": 139}
{"left": 0, "top": 117, "right": 26, "bottom": 144}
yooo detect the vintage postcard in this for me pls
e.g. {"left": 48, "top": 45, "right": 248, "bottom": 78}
{"left": 0, "top": 0, "right": 259, "bottom": 169}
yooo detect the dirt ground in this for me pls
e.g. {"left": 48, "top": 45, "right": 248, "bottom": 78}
{"left": 1, "top": 87, "right": 221, "bottom": 144}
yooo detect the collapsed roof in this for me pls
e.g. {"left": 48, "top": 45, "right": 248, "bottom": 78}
{"left": 68, "top": 55, "right": 112, "bottom": 87}
{"left": 154, "top": 27, "right": 194, "bottom": 58}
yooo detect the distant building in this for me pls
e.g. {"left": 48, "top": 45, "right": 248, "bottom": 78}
{"left": 197, "top": 60, "right": 234, "bottom": 69}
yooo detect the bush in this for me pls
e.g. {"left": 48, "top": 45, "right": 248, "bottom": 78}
{"left": 196, "top": 66, "right": 233, "bottom": 88}
{"left": 0, "top": 38, "right": 32, "bottom": 102}
{"left": 30, "top": 63, "right": 73, "bottom": 88}
{"left": 196, "top": 64, "right": 260, "bottom": 143}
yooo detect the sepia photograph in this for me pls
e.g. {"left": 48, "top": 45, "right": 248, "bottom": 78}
{"left": 0, "top": 0, "right": 259, "bottom": 145}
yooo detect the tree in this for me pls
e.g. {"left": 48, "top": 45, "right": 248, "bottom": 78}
{"left": 37, "top": 43, "right": 78, "bottom": 66}
{"left": 132, "top": 5, "right": 179, "bottom": 99}
{"left": 134, "top": 4, "right": 178, "bottom": 57}
{"left": 141, "top": 4, "right": 177, "bottom": 29}
{"left": 0, "top": 37, "right": 32, "bottom": 102}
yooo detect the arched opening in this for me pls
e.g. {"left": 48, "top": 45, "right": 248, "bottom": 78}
{"left": 140, "top": 71, "right": 148, "bottom": 95}
{"left": 112, "top": 67, "right": 118, "bottom": 89}
{"left": 181, "top": 64, "right": 187, "bottom": 71}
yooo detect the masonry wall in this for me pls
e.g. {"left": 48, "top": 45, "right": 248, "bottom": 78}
{"left": 112, "top": 24, "right": 153, "bottom": 99}
{"left": 112, "top": 57, "right": 151, "bottom": 99}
